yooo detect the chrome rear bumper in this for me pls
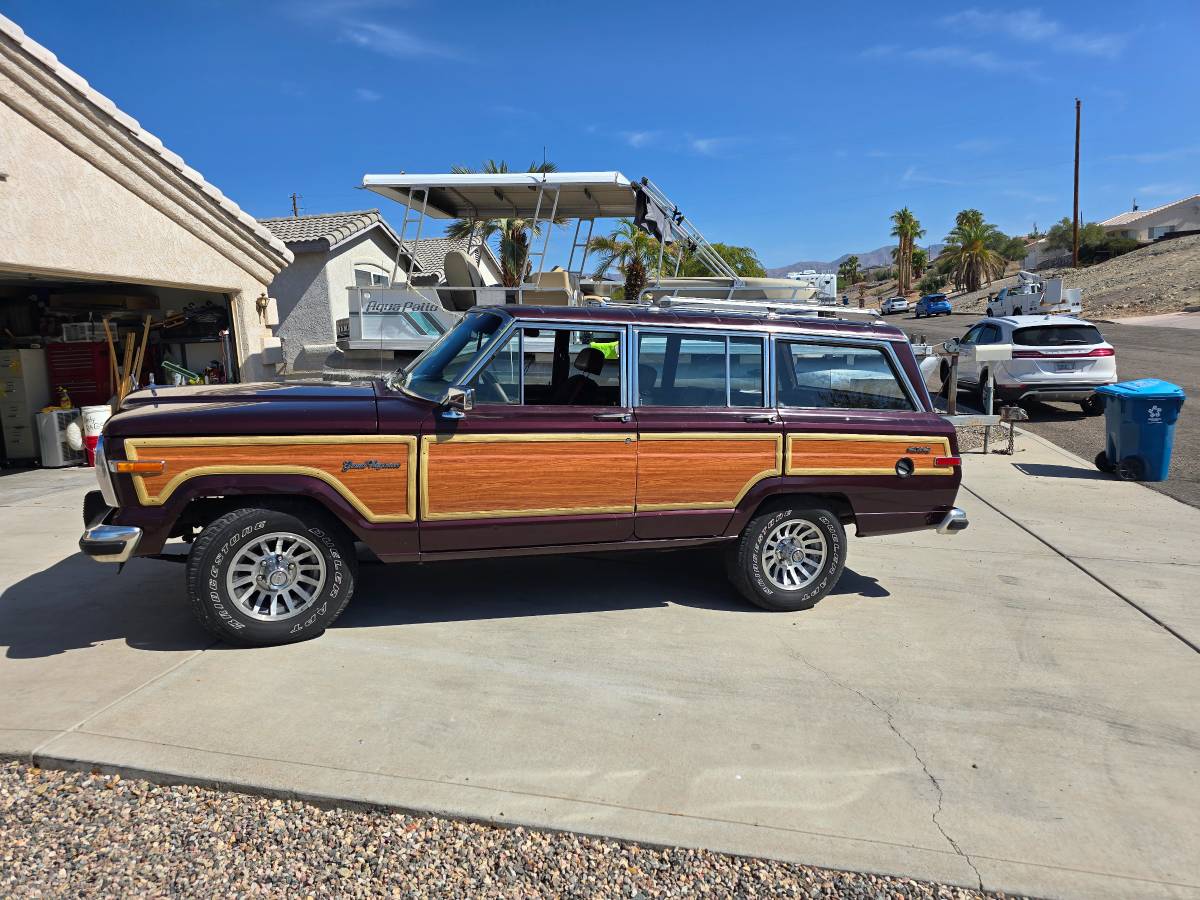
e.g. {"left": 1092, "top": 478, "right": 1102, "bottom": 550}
{"left": 80, "top": 523, "right": 143, "bottom": 563}
{"left": 936, "top": 507, "right": 969, "bottom": 534}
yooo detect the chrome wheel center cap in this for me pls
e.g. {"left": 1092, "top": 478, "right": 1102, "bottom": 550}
{"left": 776, "top": 538, "right": 803, "bottom": 563}
{"left": 268, "top": 569, "right": 290, "bottom": 588}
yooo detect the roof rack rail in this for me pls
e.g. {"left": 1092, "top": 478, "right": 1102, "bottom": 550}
{"left": 639, "top": 295, "right": 884, "bottom": 322}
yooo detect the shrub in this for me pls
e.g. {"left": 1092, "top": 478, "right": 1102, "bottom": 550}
{"left": 917, "top": 273, "right": 947, "bottom": 295}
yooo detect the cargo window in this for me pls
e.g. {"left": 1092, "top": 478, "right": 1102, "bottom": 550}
{"left": 1012, "top": 324, "right": 1103, "bottom": 346}
{"left": 636, "top": 332, "right": 766, "bottom": 408}
{"left": 776, "top": 341, "right": 914, "bottom": 411}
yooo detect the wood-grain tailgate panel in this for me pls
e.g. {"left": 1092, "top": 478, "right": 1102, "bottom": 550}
{"left": 786, "top": 433, "right": 952, "bottom": 476}
{"left": 422, "top": 434, "right": 637, "bottom": 520}
{"left": 125, "top": 436, "right": 418, "bottom": 522}
{"left": 636, "top": 434, "right": 783, "bottom": 510}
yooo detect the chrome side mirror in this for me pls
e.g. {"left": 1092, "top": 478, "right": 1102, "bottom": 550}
{"left": 439, "top": 386, "right": 473, "bottom": 419}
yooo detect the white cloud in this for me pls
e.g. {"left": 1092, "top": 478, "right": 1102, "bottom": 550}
{"left": 339, "top": 20, "right": 452, "bottom": 58}
{"left": 689, "top": 136, "right": 742, "bottom": 157}
{"left": 621, "top": 130, "right": 659, "bottom": 149}
{"left": 354, "top": 87, "right": 383, "bottom": 102}
{"left": 858, "top": 44, "right": 898, "bottom": 59}
{"left": 1108, "top": 144, "right": 1200, "bottom": 164}
{"left": 1136, "top": 183, "right": 1189, "bottom": 197}
{"left": 906, "top": 45, "right": 1007, "bottom": 72}
{"left": 941, "top": 8, "right": 1125, "bottom": 58}
{"left": 901, "top": 165, "right": 965, "bottom": 186}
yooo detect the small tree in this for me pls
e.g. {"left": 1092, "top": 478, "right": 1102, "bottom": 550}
{"left": 917, "top": 272, "right": 947, "bottom": 295}
{"left": 911, "top": 247, "right": 928, "bottom": 277}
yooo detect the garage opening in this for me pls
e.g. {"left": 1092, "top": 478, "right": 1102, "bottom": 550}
{"left": 0, "top": 273, "right": 236, "bottom": 468}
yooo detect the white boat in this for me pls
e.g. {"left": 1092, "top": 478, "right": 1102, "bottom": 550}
{"left": 338, "top": 171, "right": 818, "bottom": 353}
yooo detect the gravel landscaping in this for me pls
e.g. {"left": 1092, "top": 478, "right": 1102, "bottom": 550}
{"left": 0, "top": 761, "right": 1014, "bottom": 898}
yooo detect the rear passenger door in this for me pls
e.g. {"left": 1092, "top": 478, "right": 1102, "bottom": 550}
{"left": 632, "top": 329, "right": 782, "bottom": 539}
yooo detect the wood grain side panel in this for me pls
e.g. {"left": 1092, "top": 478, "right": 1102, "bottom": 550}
{"left": 422, "top": 435, "right": 637, "bottom": 520}
{"left": 125, "top": 437, "right": 417, "bottom": 521}
{"left": 786, "top": 434, "right": 952, "bottom": 476}
{"left": 636, "top": 437, "right": 782, "bottom": 510}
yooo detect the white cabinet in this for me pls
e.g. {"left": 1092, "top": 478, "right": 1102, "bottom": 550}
{"left": 0, "top": 349, "right": 50, "bottom": 462}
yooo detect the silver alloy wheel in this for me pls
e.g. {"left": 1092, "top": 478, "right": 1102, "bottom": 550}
{"left": 225, "top": 531, "right": 327, "bottom": 622}
{"left": 761, "top": 519, "right": 828, "bottom": 591}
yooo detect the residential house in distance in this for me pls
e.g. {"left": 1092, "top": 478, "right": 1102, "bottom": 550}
{"left": 260, "top": 210, "right": 501, "bottom": 377}
{"left": 1100, "top": 194, "right": 1200, "bottom": 241}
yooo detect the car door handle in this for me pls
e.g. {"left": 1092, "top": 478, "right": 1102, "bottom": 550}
{"left": 743, "top": 414, "right": 780, "bottom": 424}
{"left": 593, "top": 412, "right": 631, "bottom": 422}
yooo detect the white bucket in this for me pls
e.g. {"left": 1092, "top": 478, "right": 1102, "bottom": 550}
{"left": 80, "top": 404, "right": 111, "bottom": 467}
{"left": 81, "top": 405, "right": 111, "bottom": 437}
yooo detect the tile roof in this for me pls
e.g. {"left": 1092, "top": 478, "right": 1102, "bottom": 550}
{"left": 0, "top": 13, "right": 291, "bottom": 262}
{"left": 403, "top": 235, "right": 499, "bottom": 278}
{"left": 259, "top": 210, "right": 394, "bottom": 248}
{"left": 1101, "top": 194, "right": 1200, "bottom": 227}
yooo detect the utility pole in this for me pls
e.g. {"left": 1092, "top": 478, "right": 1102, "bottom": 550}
{"left": 290, "top": 192, "right": 301, "bottom": 218}
{"left": 1072, "top": 98, "right": 1081, "bottom": 268}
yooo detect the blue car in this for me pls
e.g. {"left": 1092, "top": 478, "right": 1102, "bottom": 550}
{"left": 915, "top": 293, "right": 952, "bottom": 318}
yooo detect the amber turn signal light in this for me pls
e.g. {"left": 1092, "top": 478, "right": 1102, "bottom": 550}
{"left": 109, "top": 460, "right": 166, "bottom": 475}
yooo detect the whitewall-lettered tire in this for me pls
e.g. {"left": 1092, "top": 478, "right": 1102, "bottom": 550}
{"left": 728, "top": 505, "right": 847, "bottom": 612}
{"left": 185, "top": 506, "right": 357, "bottom": 647}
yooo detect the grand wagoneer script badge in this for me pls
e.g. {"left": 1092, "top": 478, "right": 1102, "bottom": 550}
{"left": 341, "top": 459, "right": 403, "bottom": 473}
{"left": 906, "top": 446, "right": 931, "bottom": 454}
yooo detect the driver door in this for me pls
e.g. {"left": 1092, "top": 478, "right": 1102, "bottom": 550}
{"left": 419, "top": 323, "right": 637, "bottom": 553}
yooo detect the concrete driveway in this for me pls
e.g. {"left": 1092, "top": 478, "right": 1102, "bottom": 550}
{"left": 1, "top": 442, "right": 1198, "bottom": 900}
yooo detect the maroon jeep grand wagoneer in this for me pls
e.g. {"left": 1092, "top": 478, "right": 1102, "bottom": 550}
{"left": 81, "top": 303, "right": 967, "bottom": 646}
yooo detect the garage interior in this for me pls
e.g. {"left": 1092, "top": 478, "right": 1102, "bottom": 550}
{"left": 0, "top": 272, "right": 236, "bottom": 468}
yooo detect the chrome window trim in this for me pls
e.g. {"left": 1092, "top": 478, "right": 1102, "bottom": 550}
{"left": 631, "top": 326, "right": 770, "bottom": 409}
{"left": 772, "top": 335, "right": 922, "bottom": 412}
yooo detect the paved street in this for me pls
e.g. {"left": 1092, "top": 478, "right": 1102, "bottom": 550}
{"left": 2, "top": 450, "right": 1198, "bottom": 900}
{"left": 899, "top": 311, "right": 1200, "bottom": 509}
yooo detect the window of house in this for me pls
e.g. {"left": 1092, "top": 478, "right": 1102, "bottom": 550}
{"left": 471, "top": 327, "right": 623, "bottom": 406}
{"left": 636, "top": 332, "right": 766, "bottom": 407}
{"left": 776, "top": 341, "right": 914, "bottom": 411}
{"left": 354, "top": 266, "right": 390, "bottom": 287}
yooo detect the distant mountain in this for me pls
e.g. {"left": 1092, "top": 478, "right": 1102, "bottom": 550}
{"left": 767, "top": 243, "right": 946, "bottom": 278}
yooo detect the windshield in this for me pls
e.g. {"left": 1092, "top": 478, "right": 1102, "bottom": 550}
{"left": 390, "top": 311, "right": 507, "bottom": 401}
{"left": 1012, "top": 324, "right": 1103, "bottom": 347}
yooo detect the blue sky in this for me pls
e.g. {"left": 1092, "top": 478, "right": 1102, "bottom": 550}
{"left": 6, "top": 0, "right": 1198, "bottom": 267}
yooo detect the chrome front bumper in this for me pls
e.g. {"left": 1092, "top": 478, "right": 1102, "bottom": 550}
{"left": 79, "top": 523, "right": 143, "bottom": 563}
{"left": 936, "top": 507, "right": 969, "bottom": 534}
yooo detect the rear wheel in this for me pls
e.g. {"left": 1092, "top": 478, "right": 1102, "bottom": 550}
{"left": 1115, "top": 457, "right": 1145, "bottom": 482}
{"left": 985, "top": 308, "right": 995, "bottom": 317}
{"left": 728, "top": 505, "right": 846, "bottom": 612}
{"left": 185, "top": 506, "right": 357, "bottom": 646}
{"left": 974, "top": 369, "right": 994, "bottom": 413}
{"left": 1080, "top": 394, "right": 1105, "bottom": 416}
{"left": 1013, "top": 306, "right": 1023, "bottom": 316}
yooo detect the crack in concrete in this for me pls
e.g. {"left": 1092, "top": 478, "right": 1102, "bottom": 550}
{"left": 780, "top": 639, "right": 985, "bottom": 891}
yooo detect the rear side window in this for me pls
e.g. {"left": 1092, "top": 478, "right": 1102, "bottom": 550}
{"left": 776, "top": 341, "right": 915, "bottom": 411}
{"left": 637, "top": 332, "right": 766, "bottom": 407}
{"left": 1012, "top": 324, "right": 1103, "bottom": 346}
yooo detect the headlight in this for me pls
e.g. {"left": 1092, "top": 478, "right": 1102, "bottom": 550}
{"left": 94, "top": 436, "right": 119, "bottom": 508}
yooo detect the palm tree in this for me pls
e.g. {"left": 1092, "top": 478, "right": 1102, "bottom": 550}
{"left": 955, "top": 209, "right": 985, "bottom": 230}
{"left": 837, "top": 255, "right": 861, "bottom": 290}
{"left": 890, "top": 207, "right": 925, "bottom": 296}
{"left": 587, "top": 218, "right": 661, "bottom": 301}
{"left": 940, "top": 220, "right": 1007, "bottom": 293}
{"left": 445, "top": 159, "right": 561, "bottom": 288}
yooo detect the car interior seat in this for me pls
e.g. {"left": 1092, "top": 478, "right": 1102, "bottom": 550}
{"left": 551, "top": 347, "right": 605, "bottom": 405}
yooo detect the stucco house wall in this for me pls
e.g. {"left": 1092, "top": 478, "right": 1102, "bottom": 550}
{"left": 0, "top": 14, "right": 292, "bottom": 381}
{"left": 1101, "top": 196, "right": 1200, "bottom": 241}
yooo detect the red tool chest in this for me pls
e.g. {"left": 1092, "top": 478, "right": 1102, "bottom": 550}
{"left": 46, "top": 341, "right": 112, "bottom": 406}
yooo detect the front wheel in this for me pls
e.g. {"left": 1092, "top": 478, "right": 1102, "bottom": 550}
{"left": 985, "top": 308, "right": 995, "bottom": 317}
{"left": 185, "top": 506, "right": 357, "bottom": 646}
{"left": 727, "top": 505, "right": 847, "bottom": 612}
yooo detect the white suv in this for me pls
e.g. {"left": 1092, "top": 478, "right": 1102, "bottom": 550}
{"left": 880, "top": 296, "right": 909, "bottom": 315}
{"left": 943, "top": 315, "right": 1117, "bottom": 414}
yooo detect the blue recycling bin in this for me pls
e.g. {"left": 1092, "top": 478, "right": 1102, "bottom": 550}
{"left": 1094, "top": 379, "right": 1186, "bottom": 481}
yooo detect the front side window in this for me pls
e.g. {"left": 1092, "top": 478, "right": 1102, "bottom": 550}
{"left": 637, "top": 331, "right": 766, "bottom": 407}
{"left": 776, "top": 341, "right": 914, "bottom": 411}
{"left": 471, "top": 327, "right": 623, "bottom": 406}
{"left": 394, "top": 310, "right": 507, "bottom": 401}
